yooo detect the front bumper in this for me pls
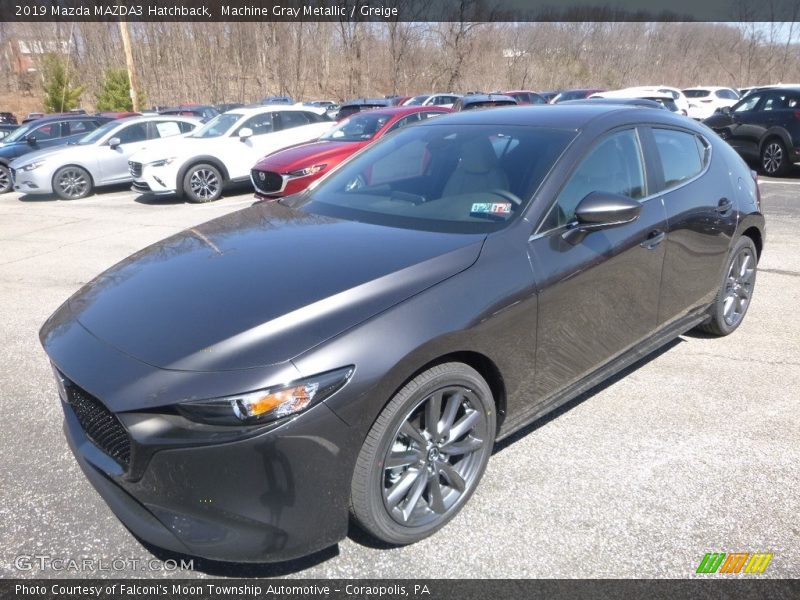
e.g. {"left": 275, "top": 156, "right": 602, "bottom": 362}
{"left": 131, "top": 167, "right": 177, "bottom": 195}
{"left": 62, "top": 392, "right": 356, "bottom": 563}
{"left": 44, "top": 311, "right": 359, "bottom": 563}
{"left": 11, "top": 166, "right": 54, "bottom": 194}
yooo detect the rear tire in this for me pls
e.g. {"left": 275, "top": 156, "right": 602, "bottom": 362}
{"left": 350, "top": 362, "right": 496, "bottom": 546}
{"left": 760, "top": 138, "right": 790, "bottom": 177}
{"left": 698, "top": 236, "right": 758, "bottom": 336}
{"left": 182, "top": 163, "right": 223, "bottom": 203}
{"left": 0, "top": 164, "right": 11, "bottom": 194}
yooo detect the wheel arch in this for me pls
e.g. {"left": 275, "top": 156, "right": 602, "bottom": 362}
{"left": 759, "top": 128, "right": 792, "bottom": 154}
{"left": 741, "top": 226, "right": 763, "bottom": 260}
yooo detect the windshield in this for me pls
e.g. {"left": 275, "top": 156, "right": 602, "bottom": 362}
{"left": 76, "top": 120, "right": 120, "bottom": 145}
{"left": 321, "top": 113, "right": 391, "bottom": 142}
{"left": 191, "top": 113, "right": 242, "bottom": 138}
{"left": 683, "top": 90, "right": 710, "bottom": 98}
{"left": 293, "top": 123, "right": 576, "bottom": 234}
{"left": 2, "top": 121, "right": 38, "bottom": 143}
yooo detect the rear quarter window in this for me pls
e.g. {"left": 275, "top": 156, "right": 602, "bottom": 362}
{"left": 653, "top": 128, "right": 707, "bottom": 190}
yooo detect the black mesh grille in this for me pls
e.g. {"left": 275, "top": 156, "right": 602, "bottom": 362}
{"left": 128, "top": 161, "right": 142, "bottom": 178}
{"left": 65, "top": 381, "right": 131, "bottom": 469}
{"left": 252, "top": 169, "right": 284, "bottom": 194}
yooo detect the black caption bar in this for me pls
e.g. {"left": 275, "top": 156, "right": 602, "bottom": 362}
{"left": 2, "top": 0, "right": 800, "bottom": 22}
{"left": 3, "top": 580, "right": 800, "bottom": 600}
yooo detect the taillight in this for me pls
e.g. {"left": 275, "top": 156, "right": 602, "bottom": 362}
{"left": 794, "top": 110, "right": 800, "bottom": 121}
{"left": 751, "top": 169, "right": 761, "bottom": 209}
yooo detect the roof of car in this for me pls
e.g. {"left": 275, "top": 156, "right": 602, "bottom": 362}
{"left": 348, "top": 105, "right": 452, "bottom": 118}
{"left": 224, "top": 105, "right": 325, "bottom": 116}
{"left": 24, "top": 113, "right": 110, "bottom": 124}
{"left": 459, "top": 94, "right": 517, "bottom": 104}
{"left": 424, "top": 104, "right": 686, "bottom": 129}
{"left": 561, "top": 98, "right": 667, "bottom": 110}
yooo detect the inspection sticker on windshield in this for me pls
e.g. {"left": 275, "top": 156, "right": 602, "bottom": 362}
{"left": 471, "top": 202, "right": 512, "bottom": 215}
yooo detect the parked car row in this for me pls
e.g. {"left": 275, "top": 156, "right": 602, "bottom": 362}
{"left": 3, "top": 80, "right": 797, "bottom": 201}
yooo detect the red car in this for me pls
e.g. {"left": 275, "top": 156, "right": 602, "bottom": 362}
{"left": 251, "top": 105, "right": 451, "bottom": 199}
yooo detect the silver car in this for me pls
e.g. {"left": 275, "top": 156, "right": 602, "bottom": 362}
{"left": 10, "top": 116, "right": 200, "bottom": 199}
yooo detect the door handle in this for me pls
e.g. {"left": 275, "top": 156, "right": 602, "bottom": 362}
{"left": 640, "top": 230, "right": 665, "bottom": 250}
{"left": 716, "top": 198, "right": 733, "bottom": 213}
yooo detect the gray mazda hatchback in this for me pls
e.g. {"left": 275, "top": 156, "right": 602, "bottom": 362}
{"left": 41, "top": 105, "right": 764, "bottom": 562}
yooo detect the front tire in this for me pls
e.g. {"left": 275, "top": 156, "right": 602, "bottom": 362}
{"left": 53, "top": 166, "right": 92, "bottom": 200}
{"left": 761, "top": 138, "right": 790, "bottom": 177}
{"left": 183, "top": 163, "right": 223, "bottom": 203}
{"left": 699, "top": 236, "right": 758, "bottom": 336}
{"left": 350, "top": 363, "right": 496, "bottom": 545}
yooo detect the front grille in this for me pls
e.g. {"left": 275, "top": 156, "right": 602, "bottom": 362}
{"left": 64, "top": 379, "right": 131, "bottom": 469}
{"left": 251, "top": 169, "right": 284, "bottom": 194}
{"left": 128, "top": 161, "right": 142, "bottom": 178}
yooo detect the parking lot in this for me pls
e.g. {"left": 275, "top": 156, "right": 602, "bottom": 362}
{"left": 0, "top": 177, "right": 798, "bottom": 579}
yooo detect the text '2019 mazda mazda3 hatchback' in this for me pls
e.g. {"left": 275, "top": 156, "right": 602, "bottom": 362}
{"left": 41, "top": 105, "right": 764, "bottom": 563}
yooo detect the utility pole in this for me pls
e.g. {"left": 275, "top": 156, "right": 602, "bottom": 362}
{"left": 118, "top": 21, "right": 140, "bottom": 112}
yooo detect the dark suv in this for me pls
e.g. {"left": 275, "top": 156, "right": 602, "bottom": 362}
{"left": 704, "top": 86, "right": 800, "bottom": 176}
{"left": 0, "top": 112, "right": 17, "bottom": 125}
{"left": 0, "top": 114, "right": 111, "bottom": 193}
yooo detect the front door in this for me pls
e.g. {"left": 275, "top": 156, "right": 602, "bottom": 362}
{"left": 528, "top": 128, "right": 668, "bottom": 402}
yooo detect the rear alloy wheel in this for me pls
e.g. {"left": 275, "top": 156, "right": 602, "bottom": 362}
{"left": 698, "top": 236, "right": 758, "bottom": 336}
{"left": 53, "top": 166, "right": 92, "bottom": 200}
{"left": 761, "top": 138, "right": 790, "bottom": 177}
{"left": 350, "top": 363, "right": 496, "bottom": 545}
{"left": 0, "top": 164, "right": 11, "bottom": 194}
{"left": 183, "top": 163, "right": 223, "bottom": 203}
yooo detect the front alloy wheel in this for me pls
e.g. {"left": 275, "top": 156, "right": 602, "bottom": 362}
{"left": 53, "top": 166, "right": 92, "bottom": 199}
{"left": 351, "top": 363, "right": 495, "bottom": 545}
{"left": 183, "top": 163, "right": 223, "bottom": 203}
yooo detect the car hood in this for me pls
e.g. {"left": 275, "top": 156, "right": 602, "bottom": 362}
{"left": 63, "top": 202, "right": 485, "bottom": 372}
{"left": 8, "top": 144, "right": 82, "bottom": 167}
{"left": 129, "top": 136, "right": 210, "bottom": 164}
{"left": 254, "top": 140, "right": 363, "bottom": 172}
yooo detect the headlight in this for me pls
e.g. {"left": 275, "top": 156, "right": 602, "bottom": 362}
{"left": 21, "top": 161, "right": 45, "bottom": 171}
{"left": 176, "top": 366, "right": 353, "bottom": 426}
{"left": 287, "top": 164, "right": 326, "bottom": 178}
{"left": 148, "top": 157, "right": 176, "bottom": 167}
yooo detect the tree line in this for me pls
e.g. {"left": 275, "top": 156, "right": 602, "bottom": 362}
{"left": 1, "top": 21, "right": 799, "bottom": 111}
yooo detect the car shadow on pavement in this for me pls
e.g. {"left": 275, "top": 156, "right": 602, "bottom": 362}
{"left": 138, "top": 538, "right": 340, "bottom": 577}
{"left": 493, "top": 336, "right": 685, "bottom": 454}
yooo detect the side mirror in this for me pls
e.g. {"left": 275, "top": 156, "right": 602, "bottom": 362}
{"left": 562, "top": 191, "right": 641, "bottom": 245}
{"left": 26, "top": 135, "right": 36, "bottom": 145}
{"left": 720, "top": 106, "right": 731, "bottom": 115}
{"left": 238, "top": 127, "right": 253, "bottom": 141}
{"left": 108, "top": 137, "right": 121, "bottom": 149}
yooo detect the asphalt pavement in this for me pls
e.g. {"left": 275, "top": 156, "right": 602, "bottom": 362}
{"left": 0, "top": 177, "right": 797, "bottom": 579}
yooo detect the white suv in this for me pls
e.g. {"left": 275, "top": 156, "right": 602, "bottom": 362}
{"left": 129, "top": 106, "right": 333, "bottom": 202}
{"left": 682, "top": 87, "right": 741, "bottom": 120}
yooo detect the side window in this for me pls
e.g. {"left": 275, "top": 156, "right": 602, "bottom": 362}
{"left": 31, "top": 123, "right": 59, "bottom": 141}
{"left": 237, "top": 113, "right": 274, "bottom": 136}
{"left": 278, "top": 111, "right": 312, "bottom": 130}
{"left": 115, "top": 123, "right": 149, "bottom": 144}
{"left": 421, "top": 111, "right": 447, "bottom": 120}
{"left": 386, "top": 113, "right": 420, "bottom": 134}
{"left": 154, "top": 121, "right": 184, "bottom": 138}
{"left": 177, "top": 121, "right": 196, "bottom": 133}
{"left": 543, "top": 129, "right": 645, "bottom": 230}
{"left": 716, "top": 89, "right": 738, "bottom": 100}
{"left": 733, "top": 94, "right": 761, "bottom": 112}
{"left": 762, "top": 93, "right": 789, "bottom": 111}
{"left": 787, "top": 94, "right": 800, "bottom": 109}
{"left": 653, "top": 128, "right": 704, "bottom": 190}
{"left": 65, "top": 120, "right": 91, "bottom": 136}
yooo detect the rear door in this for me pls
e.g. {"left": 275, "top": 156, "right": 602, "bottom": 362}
{"left": 528, "top": 127, "right": 668, "bottom": 401}
{"left": 644, "top": 127, "right": 738, "bottom": 325}
{"left": 724, "top": 93, "right": 765, "bottom": 158}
